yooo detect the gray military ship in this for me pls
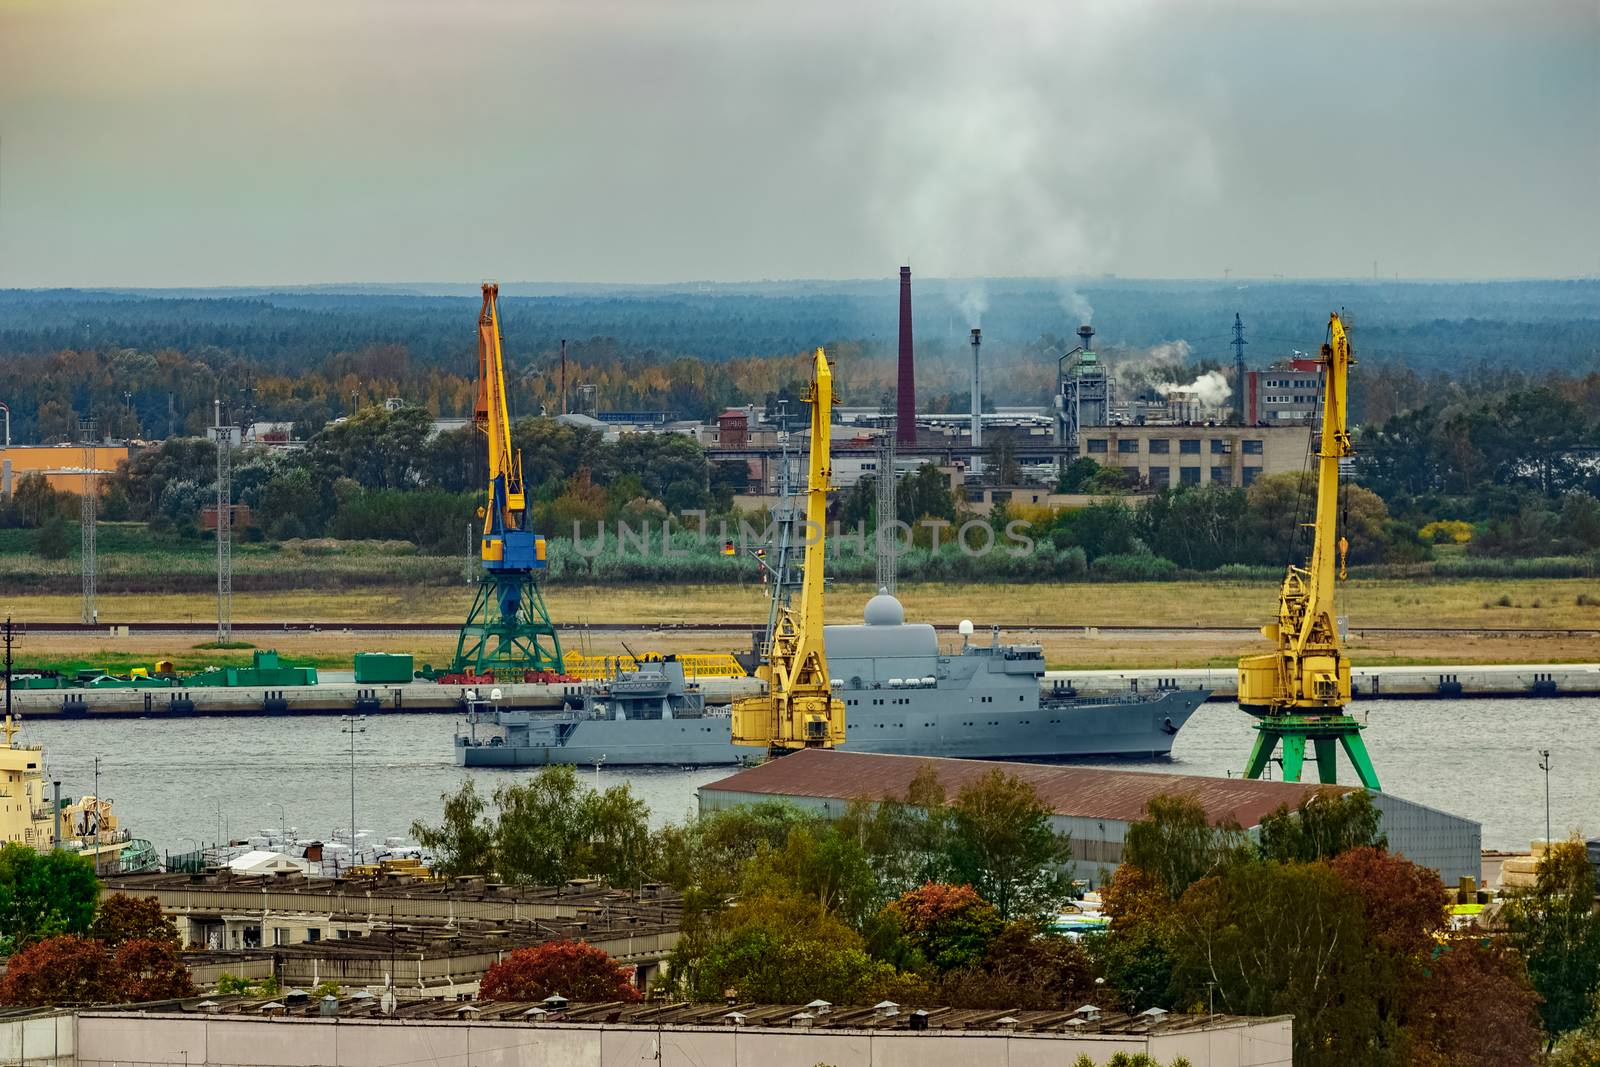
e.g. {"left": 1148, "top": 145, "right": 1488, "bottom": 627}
{"left": 454, "top": 592, "right": 1205, "bottom": 767}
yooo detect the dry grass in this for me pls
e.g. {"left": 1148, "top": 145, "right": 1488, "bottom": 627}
{"left": 4, "top": 577, "right": 1596, "bottom": 672}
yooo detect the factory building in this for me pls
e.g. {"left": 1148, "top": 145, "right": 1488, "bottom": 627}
{"left": 1075, "top": 424, "right": 1308, "bottom": 488}
{"left": 0, "top": 443, "right": 129, "bottom": 496}
{"left": 700, "top": 749, "right": 1481, "bottom": 887}
{"left": 1245, "top": 358, "right": 1323, "bottom": 425}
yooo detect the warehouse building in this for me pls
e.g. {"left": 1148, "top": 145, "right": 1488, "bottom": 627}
{"left": 699, "top": 750, "right": 1481, "bottom": 886}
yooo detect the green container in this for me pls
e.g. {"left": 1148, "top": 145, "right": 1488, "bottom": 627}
{"left": 354, "top": 653, "right": 414, "bottom": 684}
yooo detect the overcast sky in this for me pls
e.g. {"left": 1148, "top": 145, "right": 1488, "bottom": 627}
{"left": 1, "top": 0, "right": 1595, "bottom": 287}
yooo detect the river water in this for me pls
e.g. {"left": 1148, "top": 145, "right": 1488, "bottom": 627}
{"left": 22, "top": 697, "right": 1597, "bottom": 858}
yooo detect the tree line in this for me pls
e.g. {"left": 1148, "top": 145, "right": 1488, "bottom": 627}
{"left": 410, "top": 762, "right": 1600, "bottom": 1065}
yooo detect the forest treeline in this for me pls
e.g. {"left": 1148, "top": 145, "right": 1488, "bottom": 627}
{"left": 4, "top": 374, "right": 1598, "bottom": 584}
{"left": 1, "top": 278, "right": 1597, "bottom": 442}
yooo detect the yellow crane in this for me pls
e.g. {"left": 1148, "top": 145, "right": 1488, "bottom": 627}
{"left": 731, "top": 347, "right": 846, "bottom": 755}
{"left": 448, "top": 283, "right": 563, "bottom": 676}
{"left": 1238, "top": 312, "right": 1380, "bottom": 788}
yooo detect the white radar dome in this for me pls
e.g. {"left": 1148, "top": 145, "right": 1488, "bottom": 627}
{"left": 958, "top": 619, "right": 975, "bottom": 635}
{"left": 490, "top": 688, "right": 504, "bottom": 701}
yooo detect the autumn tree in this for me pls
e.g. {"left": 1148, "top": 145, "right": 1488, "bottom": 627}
{"left": 90, "top": 894, "right": 180, "bottom": 948}
{"left": 1402, "top": 938, "right": 1543, "bottom": 1067}
{"left": 883, "top": 883, "right": 1002, "bottom": 973}
{"left": 0, "top": 845, "right": 98, "bottom": 951}
{"left": 1502, "top": 838, "right": 1600, "bottom": 1041}
{"left": 115, "top": 939, "right": 197, "bottom": 1002}
{"left": 1256, "top": 788, "right": 1386, "bottom": 864}
{"left": 1095, "top": 865, "right": 1180, "bottom": 1013}
{"left": 0, "top": 936, "right": 117, "bottom": 1006}
{"left": 945, "top": 770, "right": 1072, "bottom": 920}
{"left": 938, "top": 920, "right": 1095, "bottom": 1011}
{"left": 479, "top": 940, "right": 641, "bottom": 1003}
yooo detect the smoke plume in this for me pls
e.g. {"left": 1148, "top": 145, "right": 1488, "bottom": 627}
{"left": 1155, "top": 369, "right": 1231, "bottom": 408}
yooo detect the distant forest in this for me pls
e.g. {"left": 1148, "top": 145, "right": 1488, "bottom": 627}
{"left": 0, "top": 278, "right": 1596, "bottom": 442}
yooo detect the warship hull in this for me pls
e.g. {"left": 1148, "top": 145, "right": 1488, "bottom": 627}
{"left": 455, "top": 687, "right": 1205, "bottom": 767}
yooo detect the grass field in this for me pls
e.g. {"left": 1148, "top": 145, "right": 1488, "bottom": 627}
{"left": 4, "top": 577, "right": 1597, "bottom": 673}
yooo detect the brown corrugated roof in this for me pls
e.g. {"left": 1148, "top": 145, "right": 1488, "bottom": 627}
{"left": 701, "top": 749, "right": 1349, "bottom": 828}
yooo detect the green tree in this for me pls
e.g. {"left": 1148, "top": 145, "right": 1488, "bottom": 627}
{"left": 1171, "top": 861, "right": 1388, "bottom": 1067}
{"left": 1256, "top": 788, "right": 1386, "bottom": 864}
{"left": 938, "top": 919, "right": 1096, "bottom": 1010}
{"left": 35, "top": 516, "right": 72, "bottom": 559}
{"left": 0, "top": 845, "right": 98, "bottom": 951}
{"left": 1121, "top": 793, "right": 1247, "bottom": 901}
{"left": 410, "top": 779, "right": 496, "bottom": 879}
{"left": 1502, "top": 839, "right": 1600, "bottom": 1041}
{"left": 946, "top": 770, "right": 1072, "bottom": 920}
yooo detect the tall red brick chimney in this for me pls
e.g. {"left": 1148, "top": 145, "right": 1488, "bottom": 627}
{"left": 896, "top": 266, "right": 916, "bottom": 446}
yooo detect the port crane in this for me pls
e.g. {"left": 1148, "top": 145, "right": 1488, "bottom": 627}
{"left": 1237, "top": 313, "right": 1380, "bottom": 788}
{"left": 731, "top": 347, "right": 846, "bottom": 755}
{"left": 449, "top": 283, "right": 564, "bottom": 676}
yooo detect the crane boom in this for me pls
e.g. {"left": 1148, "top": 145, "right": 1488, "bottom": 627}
{"left": 731, "top": 347, "right": 846, "bottom": 754}
{"left": 448, "top": 283, "right": 563, "bottom": 676}
{"left": 1239, "top": 312, "right": 1378, "bottom": 787}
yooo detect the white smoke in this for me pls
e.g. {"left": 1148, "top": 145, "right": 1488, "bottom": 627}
{"left": 1155, "top": 369, "right": 1231, "bottom": 408}
{"left": 1060, "top": 287, "right": 1094, "bottom": 327}
{"left": 954, "top": 280, "right": 989, "bottom": 327}
{"left": 1144, "top": 339, "right": 1190, "bottom": 363}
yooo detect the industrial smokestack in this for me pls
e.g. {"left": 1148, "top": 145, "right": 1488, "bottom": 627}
{"left": 1077, "top": 324, "right": 1095, "bottom": 352}
{"left": 969, "top": 329, "right": 983, "bottom": 478}
{"left": 896, "top": 267, "right": 916, "bottom": 447}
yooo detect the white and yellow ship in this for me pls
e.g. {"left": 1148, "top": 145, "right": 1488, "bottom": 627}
{"left": 0, "top": 715, "right": 157, "bottom": 873}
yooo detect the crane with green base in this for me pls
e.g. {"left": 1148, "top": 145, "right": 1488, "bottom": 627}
{"left": 1237, "top": 313, "right": 1380, "bottom": 788}
{"left": 449, "top": 283, "right": 563, "bottom": 677}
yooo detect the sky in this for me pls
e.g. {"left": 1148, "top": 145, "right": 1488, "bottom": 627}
{"left": 1, "top": 0, "right": 1596, "bottom": 287}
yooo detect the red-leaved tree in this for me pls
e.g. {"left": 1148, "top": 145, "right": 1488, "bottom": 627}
{"left": 0, "top": 936, "right": 118, "bottom": 1006}
{"left": 115, "top": 938, "right": 197, "bottom": 1001}
{"left": 1403, "top": 938, "right": 1545, "bottom": 1067}
{"left": 1329, "top": 846, "right": 1451, "bottom": 957}
{"left": 884, "top": 882, "right": 1003, "bottom": 972}
{"left": 479, "top": 940, "right": 641, "bottom": 1002}
{"left": 0, "top": 934, "right": 196, "bottom": 1007}
{"left": 90, "top": 894, "right": 180, "bottom": 948}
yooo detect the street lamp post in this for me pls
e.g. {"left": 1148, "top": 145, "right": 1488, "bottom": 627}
{"left": 1538, "top": 749, "right": 1552, "bottom": 850}
{"left": 341, "top": 714, "right": 367, "bottom": 868}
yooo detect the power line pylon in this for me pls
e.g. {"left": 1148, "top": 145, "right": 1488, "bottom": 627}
{"left": 214, "top": 400, "right": 232, "bottom": 642}
{"left": 78, "top": 418, "right": 97, "bottom": 626}
{"left": 1231, "top": 313, "right": 1248, "bottom": 425}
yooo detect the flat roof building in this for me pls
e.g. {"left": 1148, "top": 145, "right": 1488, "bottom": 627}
{"left": 699, "top": 749, "right": 1481, "bottom": 886}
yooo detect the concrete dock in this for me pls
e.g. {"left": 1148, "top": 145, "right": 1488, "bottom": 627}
{"left": 1046, "top": 663, "right": 1600, "bottom": 701}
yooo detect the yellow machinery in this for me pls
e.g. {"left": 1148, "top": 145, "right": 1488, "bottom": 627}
{"left": 1238, "top": 313, "right": 1379, "bottom": 787}
{"left": 731, "top": 348, "right": 846, "bottom": 755}
{"left": 449, "top": 283, "right": 563, "bottom": 675}
{"left": 565, "top": 652, "right": 747, "bottom": 681}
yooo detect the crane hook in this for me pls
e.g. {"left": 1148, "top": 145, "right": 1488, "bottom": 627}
{"left": 1337, "top": 535, "right": 1349, "bottom": 581}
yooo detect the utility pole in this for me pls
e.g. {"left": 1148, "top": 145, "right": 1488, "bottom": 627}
{"left": 1538, "top": 749, "right": 1552, "bottom": 850}
{"left": 1231, "top": 313, "right": 1248, "bottom": 425}
{"left": 3, "top": 617, "right": 13, "bottom": 723}
{"left": 559, "top": 339, "right": 568, "bottom": 415}
{"left": 79, "top": 418, "right": 97, "bottom": 625}
{"left": 214, "top": 400, "right": 232, "bottom": 641}
{"left": 875, "top": 423, "right": 897, "bottom": 594}
{"left": 341, "top": 715, "right": 366, "bottom": 871}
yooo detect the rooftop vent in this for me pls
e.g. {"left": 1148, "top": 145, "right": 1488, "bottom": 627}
{"left": 319, "top": 996, "right": 339, "bottom": 1018}
{"left": 1074, "top": 1004, "right": 1101, "bottom": 1019}
{"left": 1141, "top": 1006, "right": 1170, "bottom": 1019}
{"left": 723, "top": 1011, "right": 747, "bottom": 1026}
{"left": 195, "top": 1000, "right": 220, "bottom": 1014}
{"left": 790, "top": 1012, "right": 815, "bottom": 1028}
{"left": 522, "top": 1007, "right": 548, "bottom": 1021}
{"left": 995, "top": 1016, "right": 1021, "bottom": 1030}
{"left": 908, "top": 1009, "right": 930, "bottom": 1031}
{"left": 455, "top": 1004, "right": 480, "bottom": 1017}
{"left": 543, "top": 994, "right": 569, "bottom": 1011}
{"left": 804, "top": 999, "right": 832, "bottom": 1015}
{"left": 873, "top": 1000, "right": 900, "bottom": 1019}
{"left": 258, "top": 1001, "right": 285, "bottom": 1014}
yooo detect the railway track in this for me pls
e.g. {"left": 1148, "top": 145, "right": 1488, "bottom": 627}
{"left": 10, "top": 621, "right": 1599, "bottom": 637}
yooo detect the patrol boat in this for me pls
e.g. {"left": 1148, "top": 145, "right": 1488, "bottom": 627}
{"left": 454, "top": 593, "right": 1205, "bottom": 767}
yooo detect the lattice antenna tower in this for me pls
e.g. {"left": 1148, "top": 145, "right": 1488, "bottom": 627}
{"left": 1231, "top": 313, "right": 1248, "bottom": 425}
{"left": 875, "top": 422, "right": 897, "bottom": 593}
{"left": 214, "top": 399, "right": 233, "bottom": 641}
{"left": 78, "top": 417, "right": 97, "bottom": 625}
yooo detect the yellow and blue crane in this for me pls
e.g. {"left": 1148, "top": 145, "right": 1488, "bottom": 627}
{"left": 1238, "top": 312, "right": 1379, "bottom": 788}
{"left": 449, "top": 283, "right": 563, "bottom": 676}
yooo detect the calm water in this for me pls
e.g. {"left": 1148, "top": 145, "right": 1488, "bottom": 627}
{"left": 23, "top": 697, "right": 1598, "bottom": 857}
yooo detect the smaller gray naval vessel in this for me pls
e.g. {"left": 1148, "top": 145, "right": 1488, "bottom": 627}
{"left": 454, "top": 593, "right": 1206, "bottom": 767}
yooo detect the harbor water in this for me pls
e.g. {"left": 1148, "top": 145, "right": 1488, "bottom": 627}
{"left": 25, "top": 696, "right": 1597, "bottom": 858}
